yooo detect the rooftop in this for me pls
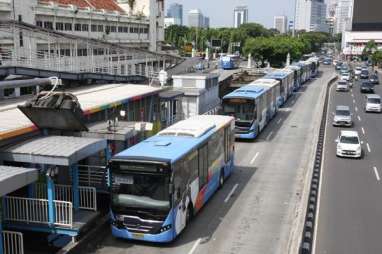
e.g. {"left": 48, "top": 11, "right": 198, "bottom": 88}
{"left": 39, "top": 0, "right": 125, "bottom": 13}
{"left": 0, "top": 166, "right": 38, "bottom": 197}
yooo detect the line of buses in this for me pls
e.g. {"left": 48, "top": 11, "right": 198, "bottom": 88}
{"left": 107, "top": 57, "right": 319, "bottom": 243}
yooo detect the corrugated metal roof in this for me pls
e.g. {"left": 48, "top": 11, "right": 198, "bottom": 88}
{"left": 39, "top": 0, "right": 125, "bottom": 13}
{"left": 0, "top": 166, "right": 38, "bottom": 196}
{"left": 0, "top": 136, "right": 107, "bottom": 166}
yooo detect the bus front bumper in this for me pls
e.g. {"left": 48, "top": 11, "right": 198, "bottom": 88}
{"left": 111, "top": 224, "right": 175, "bottom": 243}
{"left": 235, "top": 132, "right": 257, "bottom": 139}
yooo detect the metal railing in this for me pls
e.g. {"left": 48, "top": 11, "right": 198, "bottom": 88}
{"left": 35, "top": 183, "right": 97, "bottom": 211}
{"left": 2, "top": 230, "right": 24, "bottom": 254}
{"left": 2, "top": 196, "right": 73, "bottom": 228}
{"left": 78, "top": 165, "right": 108, "bottom": 190}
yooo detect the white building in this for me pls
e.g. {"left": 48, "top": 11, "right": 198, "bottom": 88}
{"left": 342, "top": 31, "right": 382, "bottom": 56}
{"left": 295, "top": 0, "right": 328, "bottom": 32}
{"left": 188, "top": 9, "right": 204, "bottom": 28}
{"left": 274, "top": 16, "right": 288, "bottom": 34}
{"left": 172, "top": 73, "right": 220, "bottom": 119}
{"left": 335, "top": 0, "right": 353, "bottom": 34}
{"left": 0, "top": 0, "right": 165, "bottom": 52}
{"left": 233, "top": 6, "right": 248, "bottom": 28}
{"left": 165, "top": 17, "right": 176, "bottom": 28}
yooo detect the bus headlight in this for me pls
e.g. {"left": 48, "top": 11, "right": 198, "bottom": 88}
{"left": 159, "top": 224, "right": 172, "bottom": 233}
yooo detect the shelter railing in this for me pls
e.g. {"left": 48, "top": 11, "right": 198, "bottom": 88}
{"left": 2, "top": 230, "right": 24, "bottom": 254}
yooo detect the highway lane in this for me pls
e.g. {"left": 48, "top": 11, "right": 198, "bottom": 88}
{"left": 85, "top": 68, "right": 334, "bottom": 254}
{"left": 315, "top": 70, "right": 382, "bottom": 254}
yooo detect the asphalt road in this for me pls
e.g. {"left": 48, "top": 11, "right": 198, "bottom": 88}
{"left": 84, "top": 68, "right": 334, "bottom": 254}
{"left": 315, "top": 68, "right": 382, "bottom": 253}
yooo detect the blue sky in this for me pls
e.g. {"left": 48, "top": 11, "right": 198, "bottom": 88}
{"left": 165, "top": 0, "right": 295, "bottom": 28}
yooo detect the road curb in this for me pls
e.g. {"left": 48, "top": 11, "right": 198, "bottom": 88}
{"left": 287, "top": 71, "right": 338, "bottom": 254}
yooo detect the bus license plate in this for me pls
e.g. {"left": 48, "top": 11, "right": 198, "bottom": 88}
{"left": 132, "top": 233, "right": 144, "bottom": 239}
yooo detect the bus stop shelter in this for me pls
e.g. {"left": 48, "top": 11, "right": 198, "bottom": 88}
{"left": 0, "top": 135, "right": 107, "bottom": 239}
{"left": 0, "top": 165, "right": 39, "bottom": 254}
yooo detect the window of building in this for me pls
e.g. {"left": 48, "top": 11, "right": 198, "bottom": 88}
{"left": 98, "top": 25, "right": 103, "bottom": 32}
{"left": 110, "top": 26, "right": 117, "bottom": 32}
{"left": 75, "top": 23, "right": 82, "bottom": 31}
{"left": 64, "top": 23, "right": 72, "bottom": 31}
{"left": 82, "top": 24, "right": 89, "bottom": 31}
{"left": 36, "top": 20, "right": 43, "bottom": 27}
{"left": 118, "top": 26, "right": 123, "bottom": 33}
{"left": 144, "top": 28, "right": 149, "bottom": 34}
{"left": 134, "top": 27, "right": 139, "bottom": 33}
{"left": 44, "top": 21, "right": 53, "bottom": 30}
{"left": 139, "top": 27, "right": 144, "bottom": 33}
{"left": 91, "top": 24, "right": 97, "bottom": 32}
{"left": 105, "top": 25, "right": 111, "bottom": 34}
{"left": 123, "top": 26, "right": 129, "bottom": 33}
{"left": 130, "top": 26, "right": 134, "bottom": 33}
{"left": 56, "top": 22, "right": 64, "bottom": 31}
{"left": 78, "top": 48, "right": 87, "bottom": 56}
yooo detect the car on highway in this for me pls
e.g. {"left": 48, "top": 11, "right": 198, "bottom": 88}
{"left": 365, "top": 94, "right": 382, "bottom": 113}
{"left": 369, "top": 74, "right": 379, "bottom": 85}
{"left": 336, "top": 130, "right": 362, "bottom": 158}
{"left": 335, "top": 62, "right": 343, "bottom": 70}
{"left": 333, "top": 106, "right": 353, "bottom": 127}
{"left": 354, "top": 66, "right": 362, "bottom": 76}
{"left": 323, "top": 58, "right": 332, "bottom": 65}
{"left": 360, "top": 81, "right": 374, "bottom": 93}
{"left": 336, "top": 80, "right": 349, "bottom": 92}
{"left": 340, "top": 72, "right": 351, "bottom": 82}
{"left": 360, "top": 70, "right": 369, "bottom": 79}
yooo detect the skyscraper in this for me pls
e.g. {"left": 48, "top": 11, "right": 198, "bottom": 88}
{"left": 233, "top": 6, "right": 248, "bottom": 28}
{"left": 295, "top": 0, "right": 328, "bottom": 32}
{"left": 352, "top": 0, "right": 382, "bottom": 31}
{"left": 188, "top": 9, "right": 204, "bottom": 28}
{"left": 335, "top": 0, "right": 353, "bottom": 34}
{"left": 167, "top": 3, "right": 183, "bottom": 26}
{"left": 274, "top": 16, "right": 288, "bottom": 34}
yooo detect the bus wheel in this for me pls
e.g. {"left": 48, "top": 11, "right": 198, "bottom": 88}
{"left": 219, "top": 169, "right": 225, "bottom": 189}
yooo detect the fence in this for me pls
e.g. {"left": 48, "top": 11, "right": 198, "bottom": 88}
{"left": 2, "top": 230, "right": 24, "bottom": 254}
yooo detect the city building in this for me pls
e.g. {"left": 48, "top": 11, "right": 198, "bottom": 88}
{"left": 335, "top": 0, "right": 353, "bottom": 34}
{"left": 0, "top": 0, "right": 165, "bottom": 52}
{"left": 233, "top": 6, "right": 248, "bottom": 28}
{"left": 188, "top": 9, "right": 204, "bottom": 28}
{"left": 204, "top": 16, "right": 210, "bottom": 28}
{"left": 274, "top": 16, "right": 288, "bottom": 34}
{"left": 167, "top": 3, "right": 183, "bottom": 25}
{"left": 165, "top": 17, "right": 176, "bottom": 28}
{"left": 295, "top": 0, "right": 329, "bottom": 32}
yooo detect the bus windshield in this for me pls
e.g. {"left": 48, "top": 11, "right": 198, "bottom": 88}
{"left": 111, "top": 162, "right": 171, "bottom": 212}
{"left": 222, "top": 99, "right": 255, "bottom": 121}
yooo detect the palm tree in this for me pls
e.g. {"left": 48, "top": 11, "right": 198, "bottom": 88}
{"left": 127, "top": 0, "right": 135, "bottom": 16}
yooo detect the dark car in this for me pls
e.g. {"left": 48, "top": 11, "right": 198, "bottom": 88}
{"left": 360, "top": 81, "right": 374, "bottom": 93}
{"left": 369, "top": 74, "right": 379, "bottom": 84}
{"left": 323, "top": 58, "right": 332, "bottom": 65}
{"left": 360, "top": 70, "right": 369, "bottom": 79}
{"left": 335, "top": 62, "right": 343, "bottom": 70}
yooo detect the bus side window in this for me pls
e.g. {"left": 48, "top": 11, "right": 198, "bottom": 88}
{"left": 198, "top": 144, "right": 208, "bottom": 189}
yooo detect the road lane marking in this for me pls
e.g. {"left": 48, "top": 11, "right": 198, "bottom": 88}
{"left": 250, "top": 152, "right": 260, "bottom": 164}
{"left": 361, "top": 127, "right": 365, "bottom": 135}
{"left": 224, "top": 184, "right": 239, "bottom": 203}
{"left": 353, "top": 99, "right": 356, "bottom": 103}
{"left": 355, "top": 106, "right": 358, "bottom": 112}
{"left": 266, "top": 131, "right": 274, "bottom": 141}
{"left": 277, "top": 118, "right": 282, "bottom": 125}
{"left": 367, "top": 143, "right": 371, "bottom": 153}
{"left": 188, "top": 238, "right": 202, "bottom": 254}
{"left": 373, "top": 167, "right": 380, "bottom": 181}
{"left": 351, "top": 93, "right": 354, "bottom": 97}
{"left": 357, "top": 115, "right": 361, "bottom": 121}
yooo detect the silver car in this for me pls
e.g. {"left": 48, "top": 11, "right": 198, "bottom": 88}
{"left": 333, "top": 105, "right": 353, "bottom": 127}
{"left": 336, "top": 80, "right": 349, "bottom": 92}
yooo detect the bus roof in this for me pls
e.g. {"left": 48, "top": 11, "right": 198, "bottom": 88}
{"left": 223, "top": 84, "right": 269, "bottom": 100}
{"left": 264, "top": 71, "right": 290, "bottom": 80}
{"left": 251, "top": 79, "right": 280, "bottom": 88}
{"left": 113, "top": 115, "right": 234, "bottom": 164}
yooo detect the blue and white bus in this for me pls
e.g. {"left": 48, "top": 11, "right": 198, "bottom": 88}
{"left": 251, "top": 79, "right": 281, "bottom": 116}
{"left": 286, "top": 65, "right": 303, "bottom": 91}
{"left": 220, "top": 54, "right": 240, "bottom": 70}
{"left": 109, "top": 115, "right": 235, "bottom": 242}
{"left": 264, "top": 70, "right": 294, "bottom": 105}
{"left": 222, "top": 84, "right": 273, "bottom": 139}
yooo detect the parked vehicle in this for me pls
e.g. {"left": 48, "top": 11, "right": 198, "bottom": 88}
{"left": 360, "top": 81, "right": 374, "bottom": 93}
{"left": 333, "top": 105, "right": 353, "bottom": 127}
{"left": 336, "top": 130, "right": 362, "bottom": 158}
{"left": 365, "top": 94, "right": 382, "bottom": 113}
{"left": 109, "top": 115, "right": 235, "bottom": 243}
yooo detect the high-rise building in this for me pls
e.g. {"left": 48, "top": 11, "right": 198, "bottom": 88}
{"left": 167, "top": 3, "right": 183, "bottom": 26}
{"left": 352, "top": 0, "right": 382, "bottom": 31}
{"left": 188, "top": 9, "right": 204, "bottom": 28}
{"left": 274, "top": 16, "right": 288, "bottom": 34}
{"left": 295, "top": 0, "right": 328, "bottom": 32}
{"left": 233, "top": 6, "right": 248, "bottom": 28}
{"left": 204, "top": 16, "right": 210, "bottom": 28}
{"left": 335, "top": 0, "right": 353, "bottom": 34}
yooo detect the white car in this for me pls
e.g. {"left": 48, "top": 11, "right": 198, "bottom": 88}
{"left": 336, "top": 80, "right": 349, "bottom": 92}
{"left": 336, "top": 130, "right": 362, "bottom": 158}
{"left": 340, "top": 72, "right": 351, "bottom": 82}
{"left": 355, "top": 67, "right": 362, "bottom": 76}
{"left": 365, "top": 94, "right": 382, "bottom": 113}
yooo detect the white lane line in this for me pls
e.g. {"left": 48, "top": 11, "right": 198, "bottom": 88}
{"left": 266, "top": 131, "right": 274, "bottom": 141}
{"left": 373, "top": 167, "right": 380, "bottom": 182}
{"left": 357, "top": 115, "right": 361, "bottom": 121}
{"left": 353, "top": 99, "right": 356, "bottom": 103}
{"left": 361, "top": 127, "right": 365, "bottom": 135}
{"left": 250, "top": 152, "right": 260, "bottom": 164}
{"left": 367, "top": 143, "right": 371, "bottom": 153}
{"left": 277, "top": 118, "right": 282, "bottom": 125}
{"left": 351, "top": 93, "right": 354, "bottom": 97}
{"left": 355, "top": 106, "right": 358, "bottom": 112}
{"left": 188, "top": 238, "right": 202, "bottom": 254}
{"left": 224, "top": 184, "right": 239, "bottom": 203}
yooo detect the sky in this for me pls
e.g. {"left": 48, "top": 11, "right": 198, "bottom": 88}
{"left": 165, "top": 0, "right": 295, "bottom": 28}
